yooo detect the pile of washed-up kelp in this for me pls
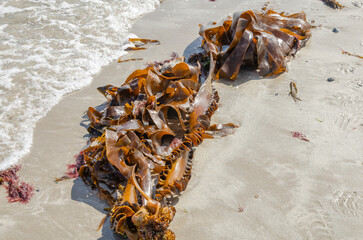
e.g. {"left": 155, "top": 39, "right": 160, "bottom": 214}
{"left": 190, "top": 10, "right": 311, "bottom": 79}
{"left": 73, "top": 9, "right": 311, "bottom": 239}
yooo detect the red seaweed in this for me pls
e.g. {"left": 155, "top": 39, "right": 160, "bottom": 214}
{"left": 0, "top": 165, "right": 34, "bottom": 204}
{"left": 291, "top": 131, "right": 310, "bottom": 142}
{"left": 55, "top": 151, "right": 85, "bottom": 181}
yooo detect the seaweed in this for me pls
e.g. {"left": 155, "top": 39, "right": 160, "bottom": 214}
{"left": 126, "top": 38, "right": 161, "bottom": 51}
{"left": 73, "top": 54, "right": 219, "bottom": 239}
{"left": 289, "top": 81, "right": 302, "bottom": 102}
{"left": 0, "top": 165, "right": 34, "bottom": 204}
{"left": 55, "top": 151, "right": 85, "bottom": 182}
{"left": 118, "top": 58, "right": 144, "bottom": 63}
{"left": 341, "top": 49, "right": 363, "bottom": 59}
{"left": 291, "top": 131, "right": 310, "bottom": 142}
{"left": 71, "top": 9, "right": 312, "bottom": 239}
{"left": 321, "top": 0, "right": 344, "bottom": 9}
{"left": 189, "top": 10, "right": 311, "bottom": 79}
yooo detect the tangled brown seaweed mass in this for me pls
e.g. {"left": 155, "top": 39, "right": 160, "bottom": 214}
{"left": 189, "top": 10, "right": 311, "bottom": 79}
{"left": 79, "top": 55, "right": 220, "bottom": 239}
{"left": 72, "top": 10, "right": 311, "bottom": 239}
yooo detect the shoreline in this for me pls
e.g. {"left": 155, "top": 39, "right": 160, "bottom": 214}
{"left": 1, "top": 0, "right": 362, "bottom": 239}
{"left": 0, "top": 0, "right": 161, "bottom": 172}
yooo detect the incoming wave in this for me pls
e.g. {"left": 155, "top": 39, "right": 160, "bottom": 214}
{"left": 0, "top": 0, "right": 160, "bottom": 170}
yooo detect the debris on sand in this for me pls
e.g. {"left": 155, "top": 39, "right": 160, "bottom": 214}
{"left": 289, "top": 81, "right": 302, "bottom": 102}
{"left": 341, "top": 49, "right": 363, "bottom": 59}
{"left": 55, "top": 151, "right": 85, "bottom": 182}
{"left": 0, "top": 165, "right": 34, "bottom": 204}
{"left": 125, "top": 38, "right": 160, "bottom": 51}
{"left": 118, "top": 58, "right": 143, "bottom": 63}
{"left": 321, "top": 0, "right": 344, "bottom": 9}
{"left": 291, "top": 131, "right": 310, "bottom": 142}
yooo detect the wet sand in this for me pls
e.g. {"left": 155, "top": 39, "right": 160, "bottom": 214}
{"left": 1, "top": 0, "right": 362, "bottom": 239}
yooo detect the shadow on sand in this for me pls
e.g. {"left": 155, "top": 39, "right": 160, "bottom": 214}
{"left": 71, "top": 178, "right": 127, "bottom": 240}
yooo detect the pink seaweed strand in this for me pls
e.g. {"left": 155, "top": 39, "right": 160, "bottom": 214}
{"left": 291, "top": 131, "right": 310, "bottom": 142}
{"left": 0, "top": 165, "right": 34, "bottom": 204}
{"left": 65, "top": 151, "right": 85, "bottom": 179}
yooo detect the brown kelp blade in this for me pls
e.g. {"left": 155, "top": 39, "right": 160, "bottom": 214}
{"left": 129, "top": 38, "right": 160, "bottom": 45}
{"left": 126, "top": 38, "right": 161, "bottom": 51}
{"left": 125, "top": 47, "right": 146, "bottom": 51}
{"left": 118, "top": 58, "right": 143, "bottom": 63}
{"left": 321, "top": 0, "right": 344, "bottom": 9}
{"left": 97, "top": 215, "right": 108, "bottom": 231}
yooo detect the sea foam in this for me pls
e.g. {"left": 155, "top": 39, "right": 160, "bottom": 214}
{"left": 0, "top": 0, "right": 160, "bottom": 170}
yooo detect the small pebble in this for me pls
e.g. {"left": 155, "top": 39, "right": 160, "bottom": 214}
{"left": 275, "top": 93, "right": 278, "bottom": 96}
{"left": 254, "top": 194, "right": 259, "bottom": 199}
{"left": 332, "top": 28, "right": 339, "bottom": 33}
{"left": 327, "top": 77, "right": 335, "bottom": 82}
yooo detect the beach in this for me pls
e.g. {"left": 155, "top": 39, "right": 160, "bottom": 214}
{"left": 0, "top": 0, "right": 362, "bottom": 239}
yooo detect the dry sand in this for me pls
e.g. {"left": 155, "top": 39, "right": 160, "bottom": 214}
{"left": 1, "top": 0, "right": 362, "bottom": 239}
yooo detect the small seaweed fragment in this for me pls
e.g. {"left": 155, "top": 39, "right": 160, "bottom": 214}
{"left": 207, "top": 123, "right": 239, "bottom": 137}
{"left": 129, "top": 38, "right": 160, "bottom": 45}
{"left": 55, "top": 151, "right": 85, "bottom": 182}
{"left": 291, "top": 131, "right": 310, "bottom": 142}
{"left": 341, "top": 49, "right": 363, "bottom": 59}
{"left": 118, "top": 58, "right": 143, "bottom": 63}
{"left": 321, "top": 0, "right": 344, "bottom": 9}
{"left": 125, "top": 47, "right": 146, "bottom": 51}
{"left": 289, "top": 81, "right": 302, "bottom": 102}
{"left": 0, "top": 165, "right": 34, "bottom": 204}
{"left": 126, "top": 38, "right": 161, "bottom": 51}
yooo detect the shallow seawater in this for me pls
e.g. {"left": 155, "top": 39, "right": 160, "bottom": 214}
{"left": 0, "top": 0, "right": 160, "bottom": 170}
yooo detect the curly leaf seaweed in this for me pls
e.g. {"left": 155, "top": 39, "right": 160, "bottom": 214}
{"left": 191, "top": 10, "right": 311, "bottom": 79}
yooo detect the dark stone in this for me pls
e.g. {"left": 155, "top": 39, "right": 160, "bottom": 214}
{"left": 327, "top": 77, "right": 335, "bottom": 82}
{"left": 332, "top": 28, "right": 339, "bottom": 33}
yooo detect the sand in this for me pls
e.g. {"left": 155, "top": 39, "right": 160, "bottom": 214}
{"left": 0, "top": 0, "right": 362, "bottom": 239}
